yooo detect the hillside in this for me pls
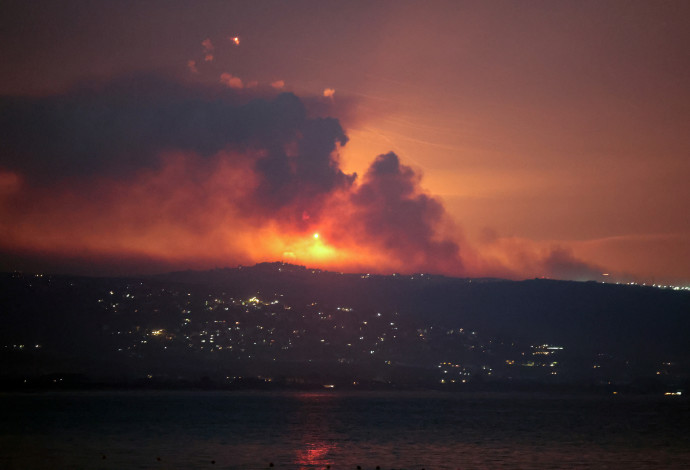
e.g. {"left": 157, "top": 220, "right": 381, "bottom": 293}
{"left": 1, "top": 263, "right": 689, "bottom": 390}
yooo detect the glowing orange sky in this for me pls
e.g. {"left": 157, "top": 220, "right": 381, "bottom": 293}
{"left": 0, "top": 1, "right": 688, "bottom": 285}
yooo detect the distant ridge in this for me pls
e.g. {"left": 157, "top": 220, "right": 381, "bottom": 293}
{"left": 153, "top": 262, "right": 690, "bottom": 359}
{"left": 2, "top": 265, "right": 689, "bottom": 390}
{"left": 155, "top": 261, "right": 506, "bottom": 284}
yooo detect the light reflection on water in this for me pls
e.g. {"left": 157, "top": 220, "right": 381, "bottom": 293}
{"left": 293, "top": 392, "right": 337, "bottom": 470}
{"left": 1, "top": 391, "right": 689, "bottom": 469}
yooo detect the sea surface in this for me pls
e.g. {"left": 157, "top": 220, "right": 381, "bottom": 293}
{"left": 1, "top": 390, "right": 689, "bottom": 469}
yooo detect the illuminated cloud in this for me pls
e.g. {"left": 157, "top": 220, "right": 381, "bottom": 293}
{"left": 323, "top": 88, "right": 335, "bottom": 98}
{"left": 220, "top": 72, "right": 243, "bottom": 89}
{"left": 271, "top": 80, "right": 285, "bottom": 89}
{"left": 0, "top": 75, "right": 352, "bottom": 223}
{"left": 0, "top": 74, "right": 476, "bottom": 278}
{"left": 187, "top": 60, "right": 198, "bottom": 74}
{"left": 201, "top": 38, "right": 214, "bottom": 51}
{"left": 0, "top": 74, "right": 599, "bottom": 279}
{"left": 0, "top": 75, "right": 464, "bottom": 275}
{"left": 201, "top": 38, "right": 214, "bottom": 61}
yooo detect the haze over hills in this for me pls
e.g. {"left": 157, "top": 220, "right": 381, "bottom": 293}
{"left": 2, "top": 262, "right": 689, "bottom": 391}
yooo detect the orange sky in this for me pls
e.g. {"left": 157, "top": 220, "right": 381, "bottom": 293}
{"left": 0, "top": 1, "right": 688, "bottom": 285}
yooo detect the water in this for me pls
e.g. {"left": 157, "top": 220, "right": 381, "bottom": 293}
{"left": 1, "top": 391, "right": 689, "bottom": 469}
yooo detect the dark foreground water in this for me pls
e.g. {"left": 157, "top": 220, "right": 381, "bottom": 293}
{"left": 1, "top": 391, "right": 689, "bottom": 469}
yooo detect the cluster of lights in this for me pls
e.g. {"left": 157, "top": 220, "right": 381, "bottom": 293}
{"left": 614, "top": 281, "right": 690, "bottom": 291}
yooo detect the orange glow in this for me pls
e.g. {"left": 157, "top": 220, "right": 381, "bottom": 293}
{"left": 1, "top": 3, "right": 689, "bottom": 286}
{"left": 0, "top": 135, "right": 684, "bottom": 283}
{"left": 0, "top": 146, "right": 626, "bottom": 281}
{"left": 295, "top": 441, "right": 335, "bottom": 469}
{"left": 0, "top": 151, "right": 418, "bottom": 275}
{"left": 220, "top": 73, "right": 243, "bottom": 89}
{"left": 0, "top": 146, "right": 516, "bottom": 278}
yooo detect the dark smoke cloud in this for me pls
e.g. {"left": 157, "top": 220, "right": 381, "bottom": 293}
{"left": 540, "top": 247, "right": 603, "bottom": 281}
{"left": 350, "top": 152, "right": 462, "bottom": 270}
{"left": 0, "top": 75, "right": 353, "bottom": 217}
{"left": 0, "top": 74, "right": 607, "bottom": 279}
{"left": 254, "top": 116, "right": 354, "bottom": 213}
{"left": 0, "top": 74, "right": 463, "bottom": 274}
{"left": 1, "top": 76, "right": 295, "bottom": 176}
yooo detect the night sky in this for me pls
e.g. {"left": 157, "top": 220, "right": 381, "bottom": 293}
{"left": 1, "top": 0, "right": 688, "bottom": 285}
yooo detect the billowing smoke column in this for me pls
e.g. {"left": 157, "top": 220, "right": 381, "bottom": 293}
{"left": 347, "top": 152, "right": 462, "bottom": 271}
{"left": 0, "top": 75, "right": 464, "bottom": 275}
